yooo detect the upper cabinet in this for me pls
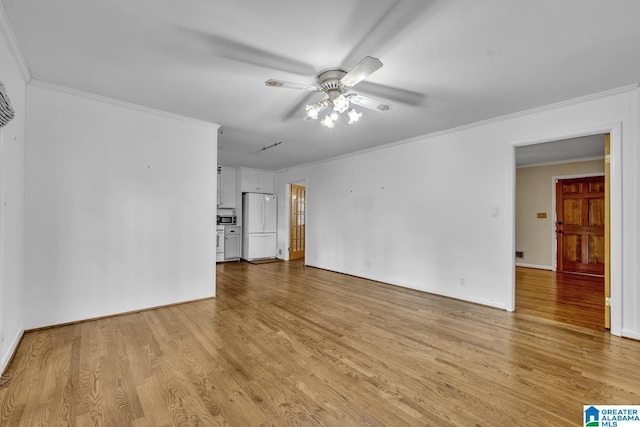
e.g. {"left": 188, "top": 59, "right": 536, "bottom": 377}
{"left": 240, "top": 168, "right": 274, "bottom": 194}
{"left": 217, "top": 166, "right": 237, "bottom": 208}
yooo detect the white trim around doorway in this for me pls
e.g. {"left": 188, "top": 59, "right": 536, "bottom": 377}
{"left": 510, "top": 122, "right": 622, "bottom": 336}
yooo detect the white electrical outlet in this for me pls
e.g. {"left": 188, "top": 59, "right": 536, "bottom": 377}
{"left": 459, "top": 277, "right": 466, "bottom": 286}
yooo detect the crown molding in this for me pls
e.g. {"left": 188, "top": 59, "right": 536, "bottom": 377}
{"left": 389, "top": 84, "right": 640, "bottom": 151}
{"left": 277, "top": 84, "right": 639, "bottom": 174}
{"left": 28, "top": 79, "right": 220, "bottom": 130}
{"left": 0, "top": 2, "right": 32, "bottom": 82}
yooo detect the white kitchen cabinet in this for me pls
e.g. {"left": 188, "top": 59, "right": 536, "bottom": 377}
{"left": 217, "top": 166, "right": 237, "bottom": 208}
{"left": 224, "top": 226, "right": 241, "bottom": 260}
{"left": 240, "top": 168, "right": 274, "bottom": 194}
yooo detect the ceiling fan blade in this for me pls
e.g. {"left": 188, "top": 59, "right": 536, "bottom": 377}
{"left": 342, "top": 0, "right": 435, "bottom": 68}
{"left": 282, "top": 92, "right": 322, "bottom": 121}
{"left": 340, "top": 56, "right": 383, "bottom": 88}
{"left": 265, "top": 80, "right": 319, "bottom": 91}
{"left": 349, "top": 94, "right": 391, "bottom": 112}
{"left": 175, "top": 27, "right": 317, "bottom": 76}
{"left": 356, "top": 81, "right": 426, "bottom": 106}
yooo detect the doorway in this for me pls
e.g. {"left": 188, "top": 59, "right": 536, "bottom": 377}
{"left": 515, "top": 133, "right": 609, "bottom": 330}
{"left": 289, "top": 182, "right": 306, "bottom": 260}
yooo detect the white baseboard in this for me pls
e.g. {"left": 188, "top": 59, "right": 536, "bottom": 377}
{"left": 305, "top": 263, "right": 507, "bottom": 311}
{"left": 515, "top": 263, "right": 553, "bottom": 271}
{"left": 1, "top": 326, "right": 24, "bottom": 374}
{"left": 621, "top": 329, "right": 640, "bottom": 341}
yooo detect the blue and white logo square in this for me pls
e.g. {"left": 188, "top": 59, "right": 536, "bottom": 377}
{"left": 584, "top": 405, "right": 640, "bottom": 426}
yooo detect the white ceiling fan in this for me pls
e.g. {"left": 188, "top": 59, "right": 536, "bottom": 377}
{"left": 265, "top": 56, "right": 391, "bottom": 128}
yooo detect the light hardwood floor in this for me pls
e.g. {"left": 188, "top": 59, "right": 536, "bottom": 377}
{"left": 515, "top": 266, "right": 604, "bottom": 330}
{"left": 1, "top": 260, "right": 639, "bottom": 426}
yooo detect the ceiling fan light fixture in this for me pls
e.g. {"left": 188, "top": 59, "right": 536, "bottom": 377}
{"left": 304, "top": 104, "right": 319, "bottom": 120}
{"left": 347, "top": 108, "right": 362, "bottom": 124}
{"left": 332, "top": 94, "right": 350, "bottom": 113}
{"left": 266, "top": 56, "right": 389, "bottom": 128}
{"left": 320, "top": 115, "right": 335, "bottom": 128}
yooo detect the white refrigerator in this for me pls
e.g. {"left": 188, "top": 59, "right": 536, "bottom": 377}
{"left": 242, "top": 193, "right": 277, "bottom": 260}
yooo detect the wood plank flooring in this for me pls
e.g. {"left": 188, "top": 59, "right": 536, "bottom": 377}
{"left": 515, "top": 266, "right": 604, "bottom": 330}
{"left": 1, "top": 260, "right": 639, "bottom": 426}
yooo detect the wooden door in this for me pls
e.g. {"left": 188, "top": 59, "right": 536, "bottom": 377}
{"left": 556, "top": 176, "right": 605, "bottom": 275}
{"left": 289, "top": 184, "right": 306, "bottom": 260}
{"left": 604, "top": 135, "right": 611, "bottom": 328}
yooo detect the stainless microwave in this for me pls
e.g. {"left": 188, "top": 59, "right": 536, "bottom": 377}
{"left": 217, "top": 214, "right": 237, "bottom": 225}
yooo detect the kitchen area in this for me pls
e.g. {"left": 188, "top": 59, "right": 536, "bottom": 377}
{"left": 216, "top": 166, "right": 277, "bottom": 263}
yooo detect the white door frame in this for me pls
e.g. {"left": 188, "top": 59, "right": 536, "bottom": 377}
{"left": 510, "top": 122, "right": 622, "bottom": 336}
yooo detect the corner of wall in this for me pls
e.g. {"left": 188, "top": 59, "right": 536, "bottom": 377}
{"left": 0, "top": 2, "right": 32, "bottom": 82}
{"left": 1, "top": 326, "right": 23, "bottom": 374}
{"left": 0, "top": 3, "right": 28, "bottom": 378}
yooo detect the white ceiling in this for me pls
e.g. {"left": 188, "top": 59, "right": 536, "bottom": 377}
{"left": 3, "top": 0, "right": 640, "bottom": 171}
{"left": 515, "top": 134, "right": 605, "bottom": 168}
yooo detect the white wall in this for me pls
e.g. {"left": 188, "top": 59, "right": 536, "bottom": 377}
{"left": 516, "top": 159, "right": 604, "bottom": 269}
{"left": 275, "top": 86, "right": 639, "bottom": 339}
{"left": 0, "top": 15, "right": 27, "bottom": 372}
{"left": 24, "top": 82, "right": 219, "bottom": 329}
{"left": 276, "top": 126, "right": 512, "bottom": 309}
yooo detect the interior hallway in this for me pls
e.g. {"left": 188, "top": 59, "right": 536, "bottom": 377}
{"left": 515, "top": 266, "right": 604, "bottom": 330}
